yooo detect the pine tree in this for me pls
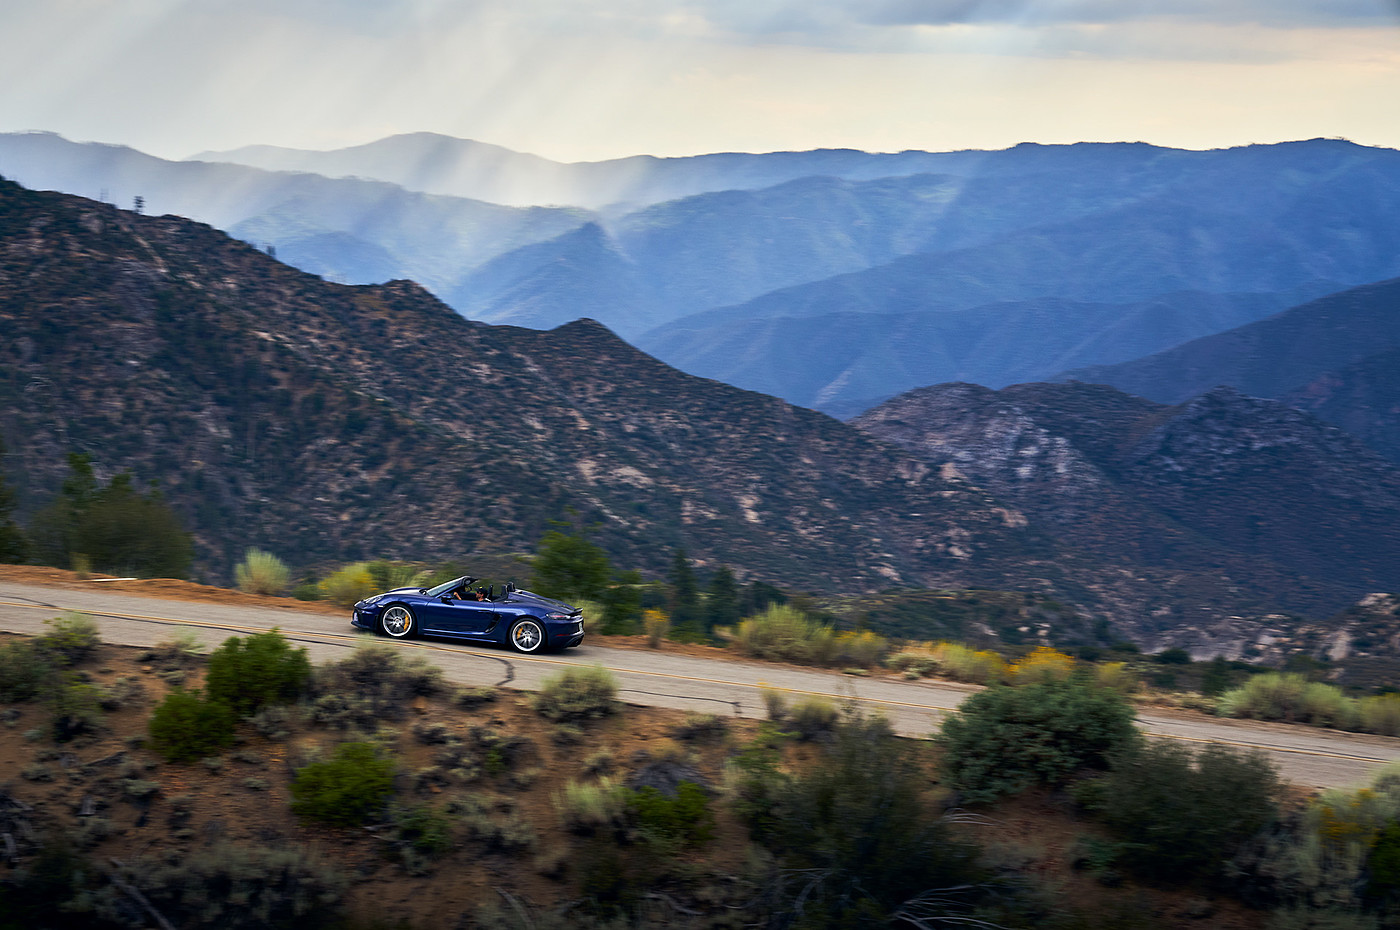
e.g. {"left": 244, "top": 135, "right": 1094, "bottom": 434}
{"left": 0, "top": 436, "right": 25, "bottom": 563}
{"left": 667, "top": 548, "right": 704, "bottom": 641}
{"left": 705, "top": 565, "right": 741, "bottom": 631}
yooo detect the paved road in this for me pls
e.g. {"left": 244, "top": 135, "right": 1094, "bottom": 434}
{"left": 3, "top": 579, "right": 1398, "bottom": 790}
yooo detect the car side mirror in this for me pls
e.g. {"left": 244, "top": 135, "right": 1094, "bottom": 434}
{"left": 440, "top": 595, "right": 453, "bottom": 603}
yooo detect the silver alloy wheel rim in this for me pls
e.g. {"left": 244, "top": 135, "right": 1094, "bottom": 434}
{"left": 383, "top": 606, "right": 412, "bottom": 638}
{"left": 513, "top": 620, "right": 542, "bottom": 652}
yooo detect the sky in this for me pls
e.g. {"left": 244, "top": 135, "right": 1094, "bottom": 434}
{"left": 2, "top": 0, "right": 1399, "bottom": 163}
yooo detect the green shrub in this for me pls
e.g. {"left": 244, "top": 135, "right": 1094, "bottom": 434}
{"left": 291, "top": 741, "right": 396, "bottom": 827}
{"left": 745, "top": 710, "right": 980, "bottom": 928}
{"left": 392, "top": 803, "right": 454, "bottom": 869}
{"left": 936, "top": 674, "right": 1139, "bottom": 804}
{"left": 628, "top": 781, "right": 714, "bottom": 849}
{"left": 1369, "top": 822, "right": 1400, "bottom": 899}
{"left": 1083, "top": 740, "right": 1279, "bottom": 882}
{"left": 35, "top": 612, "right": 100, "bottom": 666}
{"left": 0, "top": 639, "right": 53, "bottom": 701}
{"left": 148, "top": 689, "right": 236, "bottom": 762}
{"left": 532, "top": 665, "right": 618, "bottom": 722}
{"left": 205, "top": 630, "right": 311, "bottom": 717}
{"left": 235, "top": 548, "right": 291, "bottom": 596}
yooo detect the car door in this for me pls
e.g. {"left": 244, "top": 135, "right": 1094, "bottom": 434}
{"left": 418, "top": 596, "right": 497, "bottom": 636}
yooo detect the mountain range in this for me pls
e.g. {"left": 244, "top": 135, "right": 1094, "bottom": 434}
{"left": 5, "top": 177, "right": 1400, "bottom": 652}
{"left": 0, "top": 176, "right": 1041, "bottom": 598}
{"left": 6, "top": 132, "right": 1400, "bottom": 419}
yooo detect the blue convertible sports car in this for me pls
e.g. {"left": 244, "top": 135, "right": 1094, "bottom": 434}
{"left": 351, "top": 575, "right": 585, "bottom": 653}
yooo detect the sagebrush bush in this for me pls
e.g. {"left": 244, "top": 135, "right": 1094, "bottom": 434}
{"left": 291, "top": 741, "right": 396, "bottom": 826}
{"left": 555, "top": 777, "right": 629, "bottom": 834}
{"left": 320, "top": 563, "right": 377, "bottom": 608}
{"left": 1217, "top": 673, "right": 1360, "bottom": 729}
{"left": 49, "top": 675, "right": 103, "bottom": 741}
{"left": 148, "top": 688, "right": 236, "bottom": 762}
{"left": 643, "top": 609, "right": 669, "bottom": 648}
{"left": 1094, "top": 661, "right": 1138, "bottom": 694}
{"left": 937, "top": 674, "right": 1140, "bottom": 803}
{"left": 35, "top": 612, "right": 100, "bottom": 666}
{"left": 313, "top": 642, "right": 443, "bottom": 728}
{"left": 787, "top": 696, "right": 840, "bottom": 741}
{"left": 1360, "top": 694, "right": 1400, "bottom": 736}
{"left": 833, "top": 630, "right": 889, "bottom": 667}
{"left": 235, "top": 548, "right": 291, "bottom": 596}
{"left": 205, "top": 630, "right": 311, "bottom": 716}
{"left": 365, "top": 560, "right": 430, "bottom": 593}
{"left": 732, "top": 604, "right": 849, "bottom": 666}
{"left": 92, "top": 843, "right": 349, "bottom": 930}
{"left": 532, "top": 665, "right": 618, "bottom": 722}
{"left": 887, "top": 647, "right": 938, "bottom": 678}
{"left": 1302, "top": 681, "right": 1361, "bottom": 730}
{"left": 931, "top": 641, "right": 1006, "bottom": 684}
{"left": 1231, "top": 763, "right": 1400, "bottom": 923}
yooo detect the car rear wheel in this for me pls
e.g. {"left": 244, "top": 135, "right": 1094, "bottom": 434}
{"left": 381, "top": 605, "right": 416, "bottom": 639}
{"left": 509, "top": 618, "right": 545, "bottom": 653}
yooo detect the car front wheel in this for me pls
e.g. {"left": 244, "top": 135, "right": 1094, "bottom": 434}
{"left": 381, "top": 605, "right": 416, "bottom": 639}
{"left": 509, "top": 618, "right": 546, "bottom": 653}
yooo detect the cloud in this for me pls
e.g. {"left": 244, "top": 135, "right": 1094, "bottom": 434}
{"left": 857, "top": 0, "right": 1400, "bottom": 29}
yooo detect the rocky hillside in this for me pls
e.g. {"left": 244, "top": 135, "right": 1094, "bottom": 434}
{"left": 851, "top": 381, "right": 1400, "bottom": 650}
{"left": 0, "top": 177, "right": 1041, "bottom": 593}
{"left": 8, "top": 177, "right": 1400, "bottom": 646}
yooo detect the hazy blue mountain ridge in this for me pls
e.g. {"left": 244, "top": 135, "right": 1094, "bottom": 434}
{"left": 10, "top": 130, "right": 1400, "bottom": 422}
{"left": 638, "top": 288, "right": 1333, "bottom": 417}
{"left": 0, "top": 131, "right": 593, "bottom": 294}
{"left": 1059, "top": 277, "right": 1400, "bottom": 405}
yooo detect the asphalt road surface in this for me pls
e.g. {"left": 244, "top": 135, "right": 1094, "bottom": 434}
{"left": 3, "top": 579, "right": 1398, "bottom": 790}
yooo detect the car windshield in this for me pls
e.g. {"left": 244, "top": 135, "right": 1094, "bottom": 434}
{"left": 424, "top": 576, "right": 474, "bottom": 598}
